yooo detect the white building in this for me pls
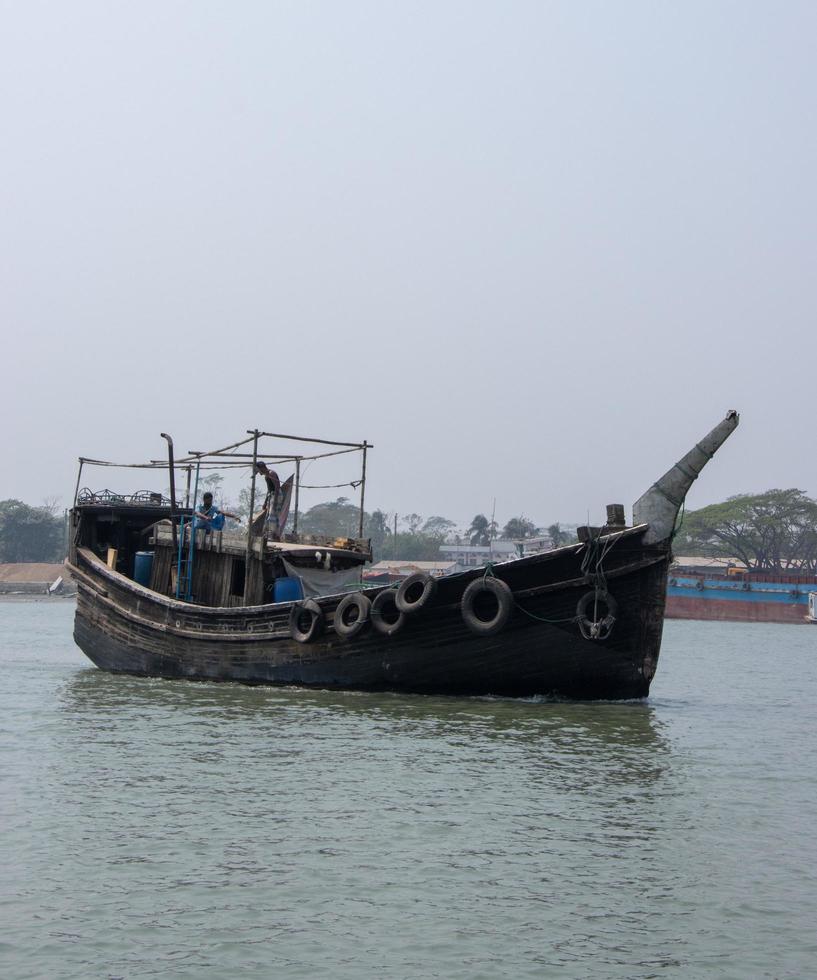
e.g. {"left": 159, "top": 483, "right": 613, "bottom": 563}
{"left": 439, "top": 536, "right": 555, "bottom": 569}
{"left": 363, "top": 559, "right": 458, "bottom": 583}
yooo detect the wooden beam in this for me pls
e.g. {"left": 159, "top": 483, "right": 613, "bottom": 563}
{"left": 253, "top": 430, "right": 370, "bottom": 449}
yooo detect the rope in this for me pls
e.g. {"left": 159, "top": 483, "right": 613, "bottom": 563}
{"left": 481, "top": 561, "right": 579, "bottom": 624}
{"left": 473, "top": 534, "right": 622, "bottom": 634}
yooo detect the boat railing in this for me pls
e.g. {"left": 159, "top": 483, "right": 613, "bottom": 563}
{"left": 76, "top": 488, "right": 176, "bottom": 507}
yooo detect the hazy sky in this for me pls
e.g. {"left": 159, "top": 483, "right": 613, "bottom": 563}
{"left": 1, "top": 1, "right": 814, "bottom": 530}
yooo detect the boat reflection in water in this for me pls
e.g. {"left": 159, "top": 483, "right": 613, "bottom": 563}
{"left": 59, "top": 665, "right": 673, "bottom": 788}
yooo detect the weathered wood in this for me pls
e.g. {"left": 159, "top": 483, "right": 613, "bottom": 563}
{"left": 66, "top": 414, "right": 739, "bottom": 698}
{"left": 255, "top": 431, "right": 369, "bottom": 449}
{"left": 69, "top": 523, "right": 670, "bottom": 699}
{"left": 153, "top": 524, "right": 370, "bottom": 563}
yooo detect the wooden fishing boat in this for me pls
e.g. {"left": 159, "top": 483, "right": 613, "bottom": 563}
{"left": 67, "top": 413, "right": 739, "bottom": 700}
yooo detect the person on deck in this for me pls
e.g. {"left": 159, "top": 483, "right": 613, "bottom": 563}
{"left": 252, "top": 461, "right": 293, "bottom": 539}
{"left": 194, "top": 492, "right": 241, "bottom": 534}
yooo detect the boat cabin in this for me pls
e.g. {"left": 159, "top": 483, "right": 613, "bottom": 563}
{"left": 69, "top": 431, "right": 372, "bottom": 607}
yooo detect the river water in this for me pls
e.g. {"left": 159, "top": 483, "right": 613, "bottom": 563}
{"left": 1, "top": 601, "right": 815, "bottom": 979}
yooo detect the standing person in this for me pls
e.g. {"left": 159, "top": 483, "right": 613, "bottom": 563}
{"left": 194, "top": 492, "right": 241, "bottom": 534}
{"left": 253, "top": 461, "right": 293, "bottom": 539}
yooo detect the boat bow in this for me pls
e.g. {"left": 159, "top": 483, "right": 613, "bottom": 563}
{"left": 633, "top": 410, "right": 740, "bottom": 544}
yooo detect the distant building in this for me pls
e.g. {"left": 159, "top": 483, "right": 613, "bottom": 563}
{"left": 363, "top": 559, "right": 458, "bottom": 585}
{"left": 439, "top": 537, "right": 552, "bottom": 569}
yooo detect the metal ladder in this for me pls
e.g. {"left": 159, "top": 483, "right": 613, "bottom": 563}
{"left": 175, "top": 462, "right": 200, "bottom": 601}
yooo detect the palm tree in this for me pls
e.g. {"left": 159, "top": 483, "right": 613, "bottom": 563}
{"left": 548, "top": 523, "right": 566, "bottom": 549}
{"left": 468, "top": 514, "right": 490, "bottom": 546}
{"left": 502, "top": 516, "right": 537, "bottom": 540}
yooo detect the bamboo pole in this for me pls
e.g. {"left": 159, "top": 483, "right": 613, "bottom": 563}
{"left": 178, "top": 435, "right": 257, "bottom": 461}
{"left": 255, "top": 431, "right": 367, "bottom": 449}
{"left": 72, "top": 459, "right": 84, "bottom": 506}
{"left": 358, "top": 442, "right": 368, "bottom": 538}
{"left": 184, "top": 446, "right": 364, "bottom": 462}
{"left": 293, "top": 458, "right": 301, "bottom": 536}
{"left": 243, "top": 430, "right": 259, "bottom": 603}
{"left": 80, "top": 457, "right": 169, "bottom": 469}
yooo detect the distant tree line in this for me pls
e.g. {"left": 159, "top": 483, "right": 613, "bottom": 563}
{"left": 293, "top": 500, "right": 578, "bottom": 561}
{"left": 674, "top": 489, "right": 817, "bottom": 571}
{"left": 0, "top": 499, "right": 65, "bottom": 563}
{"left": 0, "top": 486, "right": 579, "bottom": 566}
{"left": 11, "top": 482, "right": 816, "bottom": 571}
{"left": 195, "top": 477, "right": 817, "bottom": 571}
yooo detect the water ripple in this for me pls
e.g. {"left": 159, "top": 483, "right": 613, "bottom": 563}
{"left": 1, "top": 606, "right": 815, "bottom": 978}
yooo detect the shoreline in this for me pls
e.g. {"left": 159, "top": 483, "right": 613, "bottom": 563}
{"left": 0, "top": 594, "right": 77, "bottom": 603}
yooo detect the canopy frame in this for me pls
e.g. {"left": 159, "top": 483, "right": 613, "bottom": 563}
{"left": 73, "top": 428, "right": 374, "bottom": 543}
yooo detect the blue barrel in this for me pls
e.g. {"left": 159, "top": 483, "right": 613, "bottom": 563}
{"left": 274, "top": 577, "right": 304, "bottom": 603}
{"left": 133, "top": 551, "right": 154, "bottom": 587}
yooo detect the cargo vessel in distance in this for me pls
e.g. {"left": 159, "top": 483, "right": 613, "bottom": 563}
{"left": 667, "top": 561, "right": 817, "bottom": 625}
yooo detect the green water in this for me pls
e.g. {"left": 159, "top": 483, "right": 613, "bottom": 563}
{"left": 1, "top": 602, "right": 815, "bottom": 979}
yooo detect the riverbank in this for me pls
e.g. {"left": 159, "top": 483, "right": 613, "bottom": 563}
{"left": 0, "top": 562, "right": 76, "bottom": 598}
{"left": 0, "top": 593, "right": 76, "bottom": 603}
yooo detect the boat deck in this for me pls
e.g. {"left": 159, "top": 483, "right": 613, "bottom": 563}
{"left": 152, "top": 523, "right": 371, "bottom": 563}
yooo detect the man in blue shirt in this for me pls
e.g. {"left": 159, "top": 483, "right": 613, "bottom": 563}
{"left": 194, "top": 492, "right": 241, "bottom": 533}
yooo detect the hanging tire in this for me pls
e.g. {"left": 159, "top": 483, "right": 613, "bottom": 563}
{"left": 289, "top": 599, "right": 324, "bottom": 644}
{"left": 461, "top": 578, "right": 513, "bottom": 636}
{"left": 395, "top": 573, "right": 437, "bottom": 615}
{"left": 370, "top": 589, "right": 406, "bottom": 637}
{"left": 333, "top": 593, "right": 372, "bottom": 640}
{"left": 576, "top": 590, "right": 618, "bottom": 640}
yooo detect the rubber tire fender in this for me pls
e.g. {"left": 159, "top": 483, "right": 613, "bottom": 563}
{"left": 461, "top": 577, "right": 513, "bottom": 636}
{"left": 395, "top": 572, "right": 437, "bottom": 615}
{"left": 370, "top": 589, "right": 406, "bottom": 637}
{"left": 576, "top": 590, "right": 619, "bottom": 624}
{"left": 333, "top": 593, "right": 372, "bottom": 640}
{"left": 289, "top": 598, "right": 324, "bottom": 644}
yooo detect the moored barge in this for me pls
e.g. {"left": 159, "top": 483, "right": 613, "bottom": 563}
{"left": 667, "top": 563, "right": 817, "bottom": 624}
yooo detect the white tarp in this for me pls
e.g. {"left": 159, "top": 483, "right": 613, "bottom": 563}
{"left": 281, "top": 558, "right": 362, "bottom": 598}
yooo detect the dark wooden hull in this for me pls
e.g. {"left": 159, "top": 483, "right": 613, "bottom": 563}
{"left": 68, "top": 524, "right": 671, "bottom": 700}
